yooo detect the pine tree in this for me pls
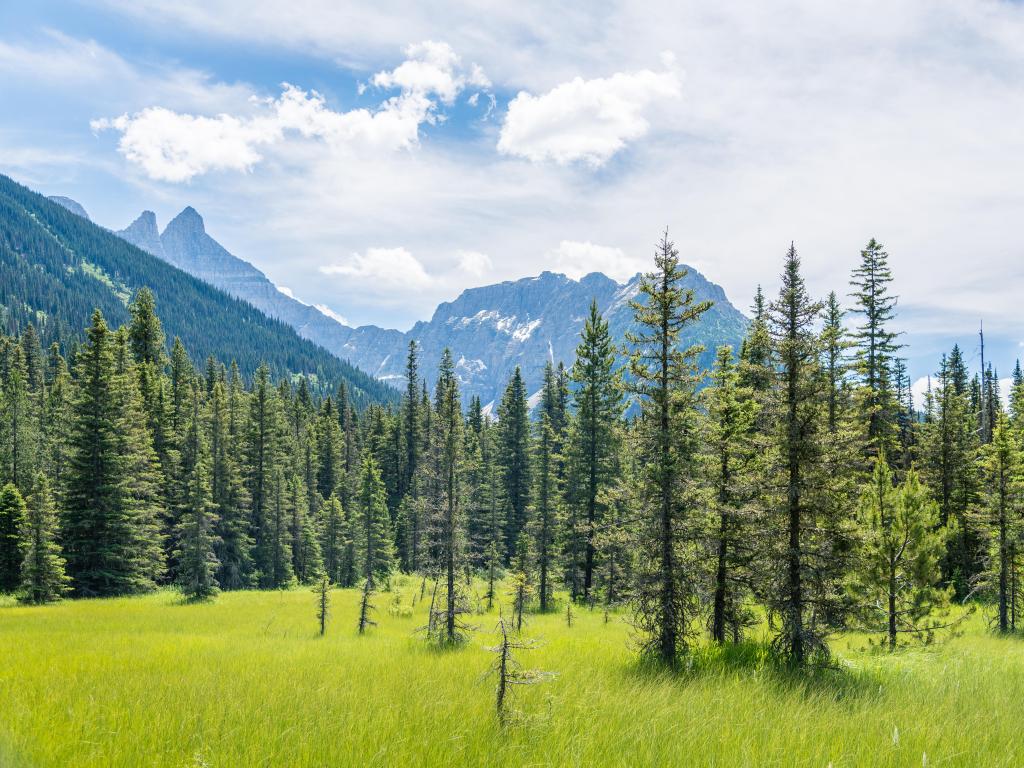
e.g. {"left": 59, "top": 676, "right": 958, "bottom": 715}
{"left": 982, "top": 415, "right": 1022, "bottom": 632}
{"left": 19, "top": 473, "right": 69, "bottom": 603}
{"left": 624, "top": 230, "right": 712, "bottom": 666}
{"left": 849, "top": 456, "right": 950, "bottom": 649}
{"left": 497, "top": 367, "right": 532, "bottom": 562}
{"left": 530, "top": 413, "right": 561, "bottom": 613}
{"left": 703, "top": 346, "right": 759, "bottom": 643}
{"left": 0, "top": 482, "right": 26, "bottom": 592}
{"left": 431, "top": 349, "right": 468, "bottom": 642}
{"left": 209, "top": 379, "right": 252, "bottom": 589}
{"left": 849, "top": 239, "right": 901, "bottom": 459}
{"left": 64, "top": 312, "right": 163, "bottom": 597}
{"left": 245, "top": 364, "right": 285, "bottom": 588}
{"left": 766, "top": 244, "right": 849, "bottom": 665}
{"left": 565, "top": 300, "right": 623, "bottom": 601}
{"left": 357, "top": 454, "right": 395, "bottom": 587}
{"left": 320, "top": 495, "right": 349, "bottom": 584}
{"left": 919, "top": 349, "right": 982, "bottom": 598}
{"left": 173, "top": 383, "right": 220, "bottom": 601}
{"left": 1, "top": 343, "right": 37, "bottom": 493}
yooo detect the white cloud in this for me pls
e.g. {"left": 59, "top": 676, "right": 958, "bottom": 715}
{"left": 91, "top": 41, "right": 487, "bottom": 182}
{"left": 314, "top": 303, "right": 349, "bottom": 326}
{"left": 371, "top": 40, "right": 489, "bottom": 104}
{"left": 456, "top": 250, "right": 492, "bottom": 277}
{"left": 498, "top": 65, "right": 681, "bottom": 165}
{"left": 320, "top": 247, "right": 432, "bottom": 290}
{"left": 550, "top": 240, "right": 644, "bottom": 282}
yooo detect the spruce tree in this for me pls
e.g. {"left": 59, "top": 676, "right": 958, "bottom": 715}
{"left": 174, "top": 383, "right": 220, "bottom": 601}
{"left": 703, "top": 346, "right": 759, "bottom": 643}
{"left": 0, "top": 482, "right": 26, "bottom": 592}
{"left": 849, "top": 239, "right": 901, "bottom": 459}
{"left": 245, "top": 364, "right": 285, "bottom": 588}
{"left": 497, "top": 367, "right": 532, "bottom": 562}
{"left": 320, "top": 495, "right": 349, "bottom": 584}
{"left": 19, "top": 473, "right": 69, "bottom": 603}
{"left": 209, "top": 379, "right": 252, "bottom": 589}
{"left": 530, "top": 413, "right": 561, "bottom": 613}
{"left": 357, "top": 454, "right": 395, "bottom": 587}
{"left": 766, "top": 244, "right": 849, "bottom": 664}
{"left": 64, "top": 312, "right": 163, "bottom": 597}
{"left": 431, "top": 349, "right": 468, "bottom": 642}
{"left": 565, "top": 300, "right": 623, "bottom": 601}
{"left": 624, "top": 230, "right": 711, "bottom": 666}
{"left": 982, "top": 415, "right": 1022, "bottom": 632}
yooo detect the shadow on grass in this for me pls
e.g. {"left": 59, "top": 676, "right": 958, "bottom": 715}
{"left": 624, "top": 640, "right": 884, "bottom": 703}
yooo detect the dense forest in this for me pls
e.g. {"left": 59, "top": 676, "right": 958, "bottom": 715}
{"left": 0, "top": 174, "right": 397, "bottom": 408}
{"left": 0, "top": 232, "right": 1019, "bottom": 668}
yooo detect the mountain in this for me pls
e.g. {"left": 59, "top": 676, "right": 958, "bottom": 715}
{"left": 0, "top": 174, "right": 397, "bottom": 408}
{"left": 47, "top": 195, "right": 90, "bottom": 220}
{"left": 115, "top": 205, "right": 748, "bottom": 408}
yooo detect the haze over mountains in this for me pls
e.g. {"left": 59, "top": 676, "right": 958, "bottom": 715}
{"left": 114, "top": 204, "right": 748, "bottom": 407}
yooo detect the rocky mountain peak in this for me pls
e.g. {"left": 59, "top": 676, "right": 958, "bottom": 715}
{"left": 119, "top": 211, "right": 165, "bottom": 260}
{"left": 47, "top": 196, "right": 90, "bottom": 220}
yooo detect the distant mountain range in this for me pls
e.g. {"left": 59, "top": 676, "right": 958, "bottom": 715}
{"left": 0, "top": 174, "right": 397, "bottom": 408}
{"left": 113, "top": 204, "right": 749, "bottom": 408}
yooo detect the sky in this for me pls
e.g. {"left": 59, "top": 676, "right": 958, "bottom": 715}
{"left": 2, "top": 0, "right": 1024, "bottom": 393}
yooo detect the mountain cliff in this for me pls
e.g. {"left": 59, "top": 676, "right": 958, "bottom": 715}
{"left": 116, "top": 206, "right": 748, "bottom": 407}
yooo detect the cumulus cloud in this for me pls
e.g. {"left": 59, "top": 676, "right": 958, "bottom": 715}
{"left": 498, "top": 62, "right": 681, "bottom": 166}
{"left": 550, "top": 240, "right": 645, "bottom": 282}
{"left": 320, "top": 247, "right": 433, "bottom": 290}
{"left": 91, "top": 41, "right": 488, "bottom": 182}
{"left": 371, "top": 40, "right": 489, "bottom": 104}
{"left": 456, "top": 250, "right": 492, "bottom": 277}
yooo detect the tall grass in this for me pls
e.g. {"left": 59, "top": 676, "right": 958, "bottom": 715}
{"left": 0, "top": 581, "right": 1019, "bottom": 767}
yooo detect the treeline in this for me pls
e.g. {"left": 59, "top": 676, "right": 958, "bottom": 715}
{"left": 1, "top": 235, "right": 1020, "bottom": 668}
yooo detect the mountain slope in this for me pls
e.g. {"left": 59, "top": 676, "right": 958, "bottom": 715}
{"left": 0, "top": 174, "right": 397, "bottom": 408}
{"left": 115, "top": 203, "right": 747, "bottom": 407}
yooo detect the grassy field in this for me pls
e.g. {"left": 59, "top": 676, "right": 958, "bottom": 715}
{"left": 0, "top": 580, "right": 1019, "bottom": 767}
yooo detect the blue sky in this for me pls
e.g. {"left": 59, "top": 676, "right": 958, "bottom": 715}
{"left": 2, "top": 1, "right": 1024, "bottom": 394}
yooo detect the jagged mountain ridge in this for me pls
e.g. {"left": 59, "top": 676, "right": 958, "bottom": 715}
{"left": 115, "top": 206, "right": 748, "bottom": 407}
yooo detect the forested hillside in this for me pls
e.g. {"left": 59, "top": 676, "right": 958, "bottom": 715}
{"left": 0, "top": 174, "right": 397, "bottom": 407}
{"left": 1, "top": 227, "right": 1019, "bottom": 670}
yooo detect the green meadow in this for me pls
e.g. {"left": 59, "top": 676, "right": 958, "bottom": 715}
{"left": 0, "top": 583, "right": 1018, "bottom": 767}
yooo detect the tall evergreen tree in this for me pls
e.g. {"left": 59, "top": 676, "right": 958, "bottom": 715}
{"left": 19, "top": 473, "right": 69, "bottom": 603}
{"left": 530, "top": 413, "right": 561, "bottom": 613}
{"left": 565, "top": 300, "right": 623, "bottom": 601}
{"left": 0, "top": 482, "right": 26, "bottom": 592}
{"left": 766, "top": 244, "right": 849, "bottom": 665}
{"left": 497, "top": 367, "right": 532, "bottom": 562}
{"left": 174, "top": 383, "right": 220, "bottom": 601}
{"left": 849, "top": 239, "right": 901, "bottom": 459}
{"left": 703, "top": 346, "right": 759, "bottom": 643}
{"left": 624, "top": 230, "right": 711, "bottom": 666}
{"left": 356, "top": 454, "right": 395, "bottom": 587}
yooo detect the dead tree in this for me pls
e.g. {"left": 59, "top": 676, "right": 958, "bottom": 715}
{"left": 357, "top": 577, "right": 377, "bottom": 635}
{"left": 486, "top": 615, "right": 552, "bottom": 724}
{"left": 314, "top": 575, "right": 330, "bottom": 636}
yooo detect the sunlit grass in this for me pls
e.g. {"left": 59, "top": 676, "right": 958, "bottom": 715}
{"left": 0, "top": 580, "right": 1018, "bottom": 767}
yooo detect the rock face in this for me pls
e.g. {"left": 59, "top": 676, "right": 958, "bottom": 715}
{"left": 116, "top": 207, "right": 748, "bottom": 407}
{"left": 119, "top": 211, "right": 165, "bottom": 260}
{"left": 48, "top": 196, "right": 90, "bottom": 220}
